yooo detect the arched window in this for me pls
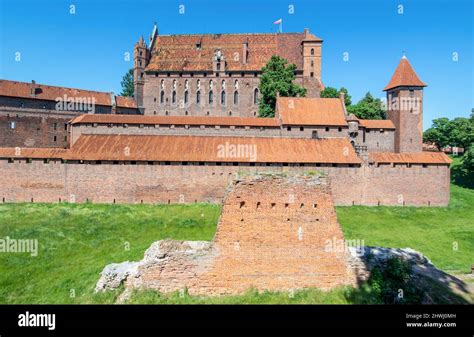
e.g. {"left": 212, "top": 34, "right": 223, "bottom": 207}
{"left": 197, "top": 79, "right": 201, "bottom": 90}
{"left": 172, "top": 80, "right": 177, "bottom": 90}
{"left": 172, "top": 91, "right": 176, "bottom": 104}
{"left": 221, "top": 91, "right": 226, "bottom": 105}
{"left": 160, "top": 79, "right": 165, "bottom": 90}
{"left": 209, "top": 80, "right": 213, "bottom": 90}
{"left": 253, "top": 88, "right": 259, "bottom": 105}
{"left": 184, "top": 91, "right": 189, "bottom": 104}
{"left": 160, "top": 91, "right": 164, "bottom": 103}
{"left": 196, "top": 91, "right": 201, "bottom": 104}
{"left": 209, "top": 91, "right": 214, "bottom": 104}
{"left": 234, "top": 80, "right": 239, "bottom": 90}
{"left": 310, "top": 48, "right": 315, "bottom": 55}
{"left": 184, "top": 80, "right": 189, "bottom": 90}
{"left": 222, "top": 80, "right": 226, "bottom": 90}
{"left": 233, "top": 91, "right": 239, "bottom": 105}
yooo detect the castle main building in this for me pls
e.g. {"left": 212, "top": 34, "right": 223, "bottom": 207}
{"left": 0, "top": 27, "right": 451, "bottom": 207}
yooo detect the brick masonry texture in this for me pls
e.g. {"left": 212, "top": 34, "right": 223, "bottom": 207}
{"left": 0, "top": 160, "right": 450, "bottom": 206}
{"left": 131, "top": 174, "right": 356, "bottom": 295}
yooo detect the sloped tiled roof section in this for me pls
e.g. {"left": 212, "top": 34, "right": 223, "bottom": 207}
{"left": 383, "top": 57, "right": 427, "bottom": 91}
{"left": 0, "top": 79, "right": 137, "bottom": 108}
{"left": 358, "top": 119, "right": 396, "bottom": 129}
{"left": 0, "top": 147, "right": 68, "bottom": 159}
{"left": 369, "top": 152, "right": 452, "bottom": 165}
{"left": 146, "top": 32, "right": 321, "bottom": 72}
{"left": 70, "top": 114, "right": 280, "bottom": 127}
{"left": 67, "top": 135, "right": 360, "bottom": 164}
{"left": 277, "top": 97, "right": 348, "bottom": 126}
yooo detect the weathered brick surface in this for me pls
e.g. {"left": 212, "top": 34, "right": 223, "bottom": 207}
{"left": 135, "top": 175, "right": 356, "bottom": 295}
{"left": 0, "top": 160, "right": 450, "bottom": 206}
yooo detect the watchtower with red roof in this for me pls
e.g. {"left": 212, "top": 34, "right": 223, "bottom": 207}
{"left": 384, "top": 55, "right": 427, "bottom": 153}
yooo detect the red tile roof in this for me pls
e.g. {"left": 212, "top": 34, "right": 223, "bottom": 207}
{"left": 384, "top": 57, "right": 427, "bottom": 91}
{"left": 369, "top": 152, "right": 452, "bottom": 165}
{"left": 277, "top": 97, "right": 347, "bottom": 126}
{"left": 70, "top": 114, "right": 280, "bottom": 127}
{"left": 146, "top": 32, "right": 321, "bottom": 72}
{"left": 0, "top": 79, "right": 137, "bottom": 108}
{"left": 116, "top": 96, "right": 138, "bottom": 108}
{"left": 358, "top": 119, "right": 395, "bottom": 129}
{"left": 0, "top": 135, "right": 361, "bottom": 164}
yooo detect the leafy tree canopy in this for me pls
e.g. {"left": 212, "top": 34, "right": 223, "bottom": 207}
{"left": 120, "top": 69, "right": 134, "bottom": 97}
{"left": 258, "top": 55, "right": 306, "bottom": 117}
{"left": 321, "top": 86, "right": 352, "bottom": 106}
{"left": 347, "top": 92, "right": 386, "bottom": 120}
{"left": 423, "top": 117, "right": 473, "bottom": 150}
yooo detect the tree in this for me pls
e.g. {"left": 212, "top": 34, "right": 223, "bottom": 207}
{"left": 347, "top": 92, "right": 386, "bottom": 120}
{"left": 120, "top": 69, "right": 134, "bottom": 97}
{"left": 258, "top": 55, "right": 306, "bottom": 117}
{"left": 423, "top": 117, "right": 473, "bottom": 150}
{"left": 320, "top": 86, "right": 352, "bottom": 106}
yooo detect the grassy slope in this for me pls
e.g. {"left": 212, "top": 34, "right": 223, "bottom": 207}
{"left": 337, "top": 184, "right": 474, "bottom": 273}
{"left": 0, "top": 203, "right": 220, "bottom": 304}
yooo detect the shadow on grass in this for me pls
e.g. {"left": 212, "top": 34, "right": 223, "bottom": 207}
{"left": 451, "top": 162, "right": 474, "bottom": 189}
{"left": 346, "top": 258, "right": 472, "bottom": 305}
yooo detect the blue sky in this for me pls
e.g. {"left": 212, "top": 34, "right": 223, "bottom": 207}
{"left": 0, "top": 0, "right": 472, "bottom": 128}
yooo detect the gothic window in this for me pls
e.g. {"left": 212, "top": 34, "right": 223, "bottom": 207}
{"left": 253, "top": 88, "right": 259, "bottom": 105}
{"left": 173, "top": 80, "right": 177, "bottom": 90}
{"left": 160, "top": 79, "right": 164, "bottom": 90}
{"left": 221, "top": 91, "right": 226, "bottom": 105}
{"left": 172, "top": 91, "right": 176, "bottom": 104}
{"left": 160, "top": 91, "right": 164, "bottom": 103}
{"left": 197, "top": 79, "right": 201, "bottom": 90}
{"left": 222, "top": 80, "right": 226, "bottom": 90}
{"left": 185, "top": 80, "right": 189, "bottom": 90}
{"left": 233, "top": 91, "right": 239, "bottom": 105}
{"left": 209, "top": 80, "right": 213, "bottom": 90}
{"left": 209, "top": 91, "right": 214, "bottom": 104}
{"left": 310, "top": 48, "right": 315, "bottom": 55}
{"left": 184, "top": 91, "right": 189, "bottom": 104}
{"left": 196, "top": 91, "right": 201, "bottom": 104}
{"left": 234, "top": 80, "right": 239, "bottom": 90}
{"left": 311, "top": 60, "right": 314, "bottom": 67}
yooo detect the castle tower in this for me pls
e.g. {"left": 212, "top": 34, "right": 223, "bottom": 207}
{"left": 133, "top": 36, "right": 149, "bottom": 111}
{"left": 384, "top": 56, "right": 427, "bottom": 153}
{"left": 302, "top": 28, "right": 322, "bottom": 97}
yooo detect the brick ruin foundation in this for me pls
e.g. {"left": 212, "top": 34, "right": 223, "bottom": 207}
{"left": 97, "top": 174, "right": 357, "bottom": 296}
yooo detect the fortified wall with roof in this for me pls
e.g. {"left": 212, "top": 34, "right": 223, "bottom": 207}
{"left": 0, "top": 27, "right": 451, "bottom": 206}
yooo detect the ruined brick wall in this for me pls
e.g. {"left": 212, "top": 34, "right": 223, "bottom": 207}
{"left": 0, "top": 160, "right": 450, "bottom": 206}
{"left": 137, "top": 175, "right": 356, "bottom": 295}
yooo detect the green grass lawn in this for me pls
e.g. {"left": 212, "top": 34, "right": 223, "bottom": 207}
{"left": 0, "top": 203, "right": 220, "bottom": 304}
{"left": 0, "top": 156, "right": 472, "bottom": 304}
{"left": 337, "top": 184, "right": 474, "bottom": 274}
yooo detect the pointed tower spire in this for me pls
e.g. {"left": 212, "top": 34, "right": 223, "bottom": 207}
{"left": 384, "top": 56, "right": 426, "bottom": 91}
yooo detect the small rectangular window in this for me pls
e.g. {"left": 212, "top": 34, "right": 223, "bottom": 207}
{"left": 9, "top": 121, "right": 16, "bottom": 129}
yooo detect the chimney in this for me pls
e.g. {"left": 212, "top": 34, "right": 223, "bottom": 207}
{"left": 30, "top": 80, "right": 36, "bottom": 97}
{"left": 242, "top": 42, "right": 248, "bottom": 64}
{"left": 339, "top": 91, "right": 347, "bottom": 115}
{"left": 304, "top": 28, "right": 309, "bottom": 37}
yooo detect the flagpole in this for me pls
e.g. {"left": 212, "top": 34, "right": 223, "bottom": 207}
{"left": 280, "top": 20, "right": 282, "bottom": 33}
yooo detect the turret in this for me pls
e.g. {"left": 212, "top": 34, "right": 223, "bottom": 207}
{"left": 384, "top": 55, "right": 427, "bottom": 153}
